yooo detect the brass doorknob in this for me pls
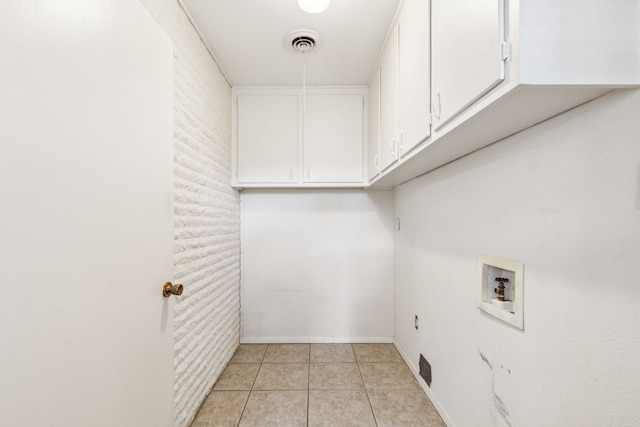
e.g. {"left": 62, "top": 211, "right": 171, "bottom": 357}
{"left": 162, "top": 282, "right": 183, "bottom": 298}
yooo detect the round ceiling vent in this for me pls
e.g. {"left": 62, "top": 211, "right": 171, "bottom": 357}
{"left": 291, "top": 35, "right": 315, "bottom": 53}
{"left": 286, "top": 29, "right": 322, "bottom": 53}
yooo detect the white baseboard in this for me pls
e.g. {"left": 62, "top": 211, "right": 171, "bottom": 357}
{"left": 393, "top": 339, "right": 455, "bottom": 427}
{"left": 240, "top": 336, "right": 394, "bottom": 344}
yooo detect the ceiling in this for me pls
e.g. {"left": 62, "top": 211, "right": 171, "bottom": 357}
{"left": 181, "top": 0, "right": 402, "bottom": 87}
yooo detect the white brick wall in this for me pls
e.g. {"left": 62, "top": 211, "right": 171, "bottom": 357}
{"left": 138, "top": 2, "right": 240, "bottom": 427}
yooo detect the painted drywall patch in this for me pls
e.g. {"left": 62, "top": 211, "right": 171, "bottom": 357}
{"left": 479, "top": 347, "right": 512, "bottom": 427}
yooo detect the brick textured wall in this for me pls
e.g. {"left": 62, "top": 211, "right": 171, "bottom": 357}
{"left": 138, "top": 2, "right": 241, "bottom": 426}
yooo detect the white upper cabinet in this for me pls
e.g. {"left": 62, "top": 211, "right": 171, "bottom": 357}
{"left": 237, "top": 0, "right": 640, "bottom": 189}
{"left": 379, "top": 22, "right": 399, "bottom": 172}
{"left": 233, "top": 88, "right": 366, "bottom": 188}
{"left": 375, "top": 0, "right": 432, "bottom": 170}
{"left": 370, "top": 0, "right": 640, "bottom": 188}
{"left": 431, "top": 0, "right": 504, "bottom": 129}
{"left": 236, "top": 94, "right": 298, "bottom": 184}
{"left": 367, "top": 67, "right": 381, "bottom": 181}
{"left": 397, "top": 0, "right": 431, "bottom": 156}
{"left": 303, "top": 94, "right": 364, "bottom": 183}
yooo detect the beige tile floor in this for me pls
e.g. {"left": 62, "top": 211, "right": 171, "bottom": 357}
{"left": 190, "top": 343, "right": 446, "bottom": 427}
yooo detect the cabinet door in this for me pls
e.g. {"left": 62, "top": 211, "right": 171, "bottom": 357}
{"left": 379, "top": 22, "right": 399, "bottom": 172}
{"left": 431, "top": 0, "right": 504, "bottom": 129}
{"left": 368, "top": 67, "right": 381, "bottom": 181}
{"left": 398, "top": 0, "right": 431, "bottom": 156}
{"left": 303, "top": 94, "right": 363, "bottom": 183}
{"left": 236, "top": 95, "right": 298, "bottom": 183}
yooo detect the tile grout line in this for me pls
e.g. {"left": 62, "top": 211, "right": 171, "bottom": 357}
{"left": 353, "top": 344, "right": 380, "bottom": 427}
{"left": 235, "top": 344, "right": 268, "bottom": 427}
{"left": 307, "top": 344, "right": 311, "bottom": 427}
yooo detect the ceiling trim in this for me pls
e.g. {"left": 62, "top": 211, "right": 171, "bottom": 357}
{"left": 175, "top": 0, "right": 232, "bottom": 86}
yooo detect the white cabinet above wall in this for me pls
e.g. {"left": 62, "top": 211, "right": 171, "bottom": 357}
{"left": 303, "top": 94, "right": 364, "bottom": 184}
{"left": 369, "top": 0, "right": 431, "bottom": 180}
{"left": 397, "top": 0, "right": 431, "bottom": 156}
{"left": 233, "top": 88, "right": 366, "bottom": 188}
{"left": 236, "top": 94, "right": 299, "bottom": 184}
{"left": 379, "top": 22, "right": 399, "bottom": 173}
{"left": 369, "top": 0, "right": 640, "bottom": 188}
{"left": 430, "top": 0, "right": 504, "bottom": 130}
{"left": 367, "top": 68, "right": 381, "bottom": 181}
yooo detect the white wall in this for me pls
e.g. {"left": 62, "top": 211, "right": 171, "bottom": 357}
{"left": 241, "top": 190, "right": 394, "bottom": 342}
{"left": 138, "top": 2, "right": 240, "bottom": 427}
{"left": 394, "top": 89, "right": 640, "bottom": 427}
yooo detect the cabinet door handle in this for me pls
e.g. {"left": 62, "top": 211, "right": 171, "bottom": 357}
{"left": 391, "top": 137, "right": 397, "bottom": 157}
{"left": 432, "top": 91, "right": 441, "bottom": 120}
{"left": 374, "top": 155, "right": 379, "bottom": 171}
{"left": 399, "top": 130, "right": 404, "bottom": 154}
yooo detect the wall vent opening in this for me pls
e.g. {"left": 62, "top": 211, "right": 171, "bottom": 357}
{"left": 419, "top": 354, "right": 432, "bottom": 387}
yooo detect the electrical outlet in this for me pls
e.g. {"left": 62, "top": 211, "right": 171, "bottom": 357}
{"left": 414, "top": 315, "right": 419, "bottom": 330}
{"left": 394, "top": 217, "right": 401, "bottom": 231}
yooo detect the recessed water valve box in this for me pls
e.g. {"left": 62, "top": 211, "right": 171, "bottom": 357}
{"left": 478, "top": 255, "right": 524, "bottom": 329}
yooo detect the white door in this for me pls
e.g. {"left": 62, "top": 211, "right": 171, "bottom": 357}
{"left": 368, "top": 67, "right": 381, "bottom": 181}
{"left": 398, "top": 0, "right": 431, "bottom": 156}
{"left": 303, "top": 94, "right": 364, "bottom": 183}
{"left": 237, "top": 94, "right": 299, "bottom": 184}
{"left": 0, "top": 1, "right": 175, "bottom": 426}
{"left": 379, "top": 23, "right": 399, "bottom": 172}
{"left": 431, "top": 0, "right": 505, "bottom": 129}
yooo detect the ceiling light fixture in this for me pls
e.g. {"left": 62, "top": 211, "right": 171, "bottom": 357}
{"left": 298, "top": 0, "right": 330, "bottom": 14}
